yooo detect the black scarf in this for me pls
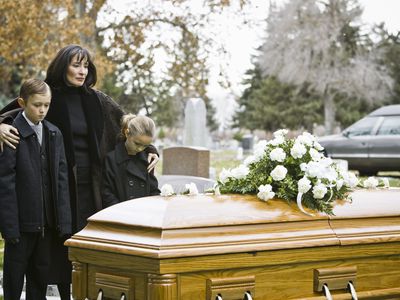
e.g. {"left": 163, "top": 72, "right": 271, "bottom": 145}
{"left": 46, "top": 86, "right": 104, "bottom": 168}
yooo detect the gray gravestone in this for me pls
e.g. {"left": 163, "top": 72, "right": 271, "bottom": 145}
{"left": 162, "top": 146, "right": 210, "bottom": 178}
{"left": 183, "top": 98, "right": 208, "bottom": 147}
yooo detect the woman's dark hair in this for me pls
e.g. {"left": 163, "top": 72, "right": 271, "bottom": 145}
{"left": 45, "top": 44, "right": 97, "bottom": 93}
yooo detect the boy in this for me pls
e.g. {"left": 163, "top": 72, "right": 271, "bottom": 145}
{"left": 0, "top": 79, "right": 71, "bottom": 300}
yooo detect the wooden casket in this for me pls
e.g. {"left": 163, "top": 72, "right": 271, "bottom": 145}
{"left": 65, "top": 189, "right": 400, "bottom": 300}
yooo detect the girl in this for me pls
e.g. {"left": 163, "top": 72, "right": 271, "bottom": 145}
{"left": 102, "top": 114, "right": 160, "bottom": 208}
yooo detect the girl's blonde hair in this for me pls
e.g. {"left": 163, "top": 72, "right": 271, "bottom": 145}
{"left": 121, "top": 113, "right": 156, "bottom": 139}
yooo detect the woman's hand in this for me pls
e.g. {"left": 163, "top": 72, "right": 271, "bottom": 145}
{"left": 0, "top": 123, "right": 20, "bottom": 151}
{"left": 147, "top": 153, "right": 159, "bottom": 173}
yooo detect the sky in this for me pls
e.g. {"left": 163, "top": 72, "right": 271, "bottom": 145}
{"left": 208, "top": 0, "right": 400, "bottom": 129}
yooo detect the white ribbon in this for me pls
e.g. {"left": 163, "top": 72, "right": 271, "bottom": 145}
{"left": 296, "top": 192, "right": 314, "bottom": 216}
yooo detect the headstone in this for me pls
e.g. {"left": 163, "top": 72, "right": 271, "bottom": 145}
{"left": 241, "top": 134, "right": 254, "bottom": 151}
{"left": 162, "top": 146, "right": 210, "bottom": 178}
{"left": 183, "top": 98, "right": 208, "bottom": 147}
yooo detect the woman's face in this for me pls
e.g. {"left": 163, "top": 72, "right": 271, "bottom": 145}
{"left": 66, "top": 54, "right": 89, "bottom": 87}
{"left": 125, "top": 135, "right": 153, "bottom": 155}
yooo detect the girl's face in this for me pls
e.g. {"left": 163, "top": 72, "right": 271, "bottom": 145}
{"left": 66, "top": 54, "right": 89, "bottom": 87}
{"left": 125, "top": 134, "right": 153, "bottom": 155}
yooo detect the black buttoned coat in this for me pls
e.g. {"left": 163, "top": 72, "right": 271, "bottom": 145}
{"left": 102, "top": 142, "right": 160, "bottom": 208}
{"left": 0, "top": 112, "right": 71, "bottom": 239}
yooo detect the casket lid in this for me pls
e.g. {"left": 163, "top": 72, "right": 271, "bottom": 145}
{"left": 66, "top": 188, "right": 400, "bottom": 258}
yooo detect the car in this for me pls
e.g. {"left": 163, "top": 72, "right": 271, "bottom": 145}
{"left": 318, "top": 104, "right": 400, "bottom": 176}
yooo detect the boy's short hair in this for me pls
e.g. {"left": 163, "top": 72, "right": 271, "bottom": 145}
{"left": 19, "top": 79, "right": 51, "bottom": 102}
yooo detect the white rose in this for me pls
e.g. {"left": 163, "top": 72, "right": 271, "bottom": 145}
{"left": 290, "top": 143, "right": 307, "bottom": 159}
{"left": 273, "top": 129, "right": 288, "bottom": 138}
{"left": 231, "top": 164, "right": 249, "bottom": 179}
{"left": 257, "top": 184, "right": 275, "bottom": 202}
{"left": 363, "top": 177, "right": 379, "bottom": 189}
{"left": 160, "top": 184, "right": 174, "bottom": 196}
{"left": 298, "top": 177, "right": 312, "bottom": 193}
{"left": 269, "top": 147, "right": 286, "bottom": 162}
{"left": 219, "top": 168, "right": 232, "bottom": 183}
{"left": 185, "top": 182, "right": 199, "bottom": 195}
{"left": 270, "top": 165, "right": 287, "bottom": 181}
{"left": 312, "top": 183, "right": 327, "bottom": 199}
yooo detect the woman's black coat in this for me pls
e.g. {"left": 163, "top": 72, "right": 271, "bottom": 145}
{"left": 102, "top": 142, "right": 160, "bottom": 208}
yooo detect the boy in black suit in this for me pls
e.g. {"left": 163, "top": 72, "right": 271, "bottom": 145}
{"left": 0, "top": 79, "right": 71, "bottom": 300}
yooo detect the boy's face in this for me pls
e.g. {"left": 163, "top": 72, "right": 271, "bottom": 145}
{"left": 19, "top": 90, "right": 51, "bottom": 124}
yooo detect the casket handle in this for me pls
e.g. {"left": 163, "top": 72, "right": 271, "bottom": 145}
{"left": 243, "top": 291, "right": 253, "bottom": 300}
{"left": 348, "top": 281, "right": 358, "bottom": 300}
{"left": 323, "top": 284, "right": 333, "bottom": 300}
{"left": 97, "top": 289, "right": 103, "bottom": 300}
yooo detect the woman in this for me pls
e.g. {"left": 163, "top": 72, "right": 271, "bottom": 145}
{"left": 0, "top": 44, "right": 159, "bottom": 298}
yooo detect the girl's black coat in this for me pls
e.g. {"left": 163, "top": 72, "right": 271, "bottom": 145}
{"left": 102, "top": 142, "right": 160, "bottom": 208}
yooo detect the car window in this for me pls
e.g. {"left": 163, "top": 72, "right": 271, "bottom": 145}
{"left": 377, "top": 116, "right": 400, "bottom": 135}
{"left": 345, "top": 116, "right": 378, "bottom": 137}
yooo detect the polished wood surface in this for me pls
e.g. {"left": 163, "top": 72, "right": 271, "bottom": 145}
{"left": 66, "top": 188, "right": 400, "bottom": 299}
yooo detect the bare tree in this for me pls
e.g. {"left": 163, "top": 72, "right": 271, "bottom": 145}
{"left": 258, "top": 0, "right": 393, "bottom": 134}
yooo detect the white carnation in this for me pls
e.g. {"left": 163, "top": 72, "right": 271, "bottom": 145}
{"left": 253, "top": 140, "right": 267, "bottom": 160}
{"left": 231, "top": 164, "right": 249, "bottom": 179}
{"left": 313, "top": 141, "right": 324, "bottom": 151}
{"left": 244, "top": 155, "right": 256, "bottom": 166}
{"left": 309, "top": 148, "right": 323, "bottom": 161}
{"left": 305, "top": 161, "right": 323, "bottom": 178}
{"left": 268, "top": 135, "right": 285, "bottom": 146}
{"left": 185, "top": 182, "right": 199, "bottom": 195}
{"left": 269, "top": 147, "right": 286, "bottom": 162}
{"left": 219, "top": 168, "right": 232, "bottom": 183}
{"left": 290, "top": 143, "right": 307, "bottom": 159}
{"left": 298, "top": 177, "right": 312, "bottom": 193}
{"left": 160, "top": 184, "right": 174, "bottom": 196}
{"left": 270, "top": 165, "right": 287, "bottom": 181}
{"left": 273, "top": 129, "right": 288, "bottom": 138}
{"left": 257, "top": 184, "right": 275, "bottom": 202}
{"left": 336, "top": 179, "right": 344, "bottom": 190}
{"left": 363, "top": 177, "right": 379, "bottom": 189}
{"left": 381, "top": 178, "right": 390, "bottom": 188}
{"left": 343, "top": 172, "right": 359, "bottom": 188}
{"left": 312, "top": 183, "right": 328, "bottom": 199}
{"left": 296, "top": 132, "right": 314, "bottom": 146}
